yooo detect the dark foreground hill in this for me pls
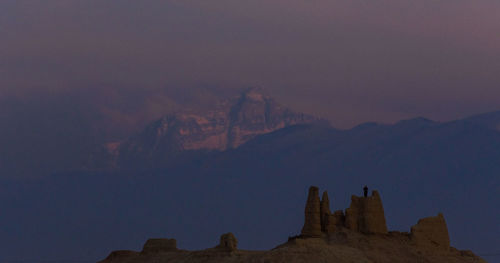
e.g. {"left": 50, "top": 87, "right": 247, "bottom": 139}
{"left": 100, "top": 236, "right": 484, "bottom": 263}
{"left": 99, "top": 187, "right": 486, "bottom": 263}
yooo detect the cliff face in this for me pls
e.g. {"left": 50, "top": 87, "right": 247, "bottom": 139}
{"left": 110, "top": 88, "right": 319, "bottom": 167}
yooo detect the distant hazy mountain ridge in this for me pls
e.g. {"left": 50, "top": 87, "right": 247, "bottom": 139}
{"left": 105, "top": 88, "right": 321, "bottom": 167}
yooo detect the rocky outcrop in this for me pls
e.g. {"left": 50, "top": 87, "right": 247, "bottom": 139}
{"left": 410, "top": 213, "right": 450, "bottom": 250}
{"left": 300, "top": 186, "right": 322, "bottom": 237}
{"left": 345, "top": 190, "right": 388, "bottom": 234}
{"left": 216, "top": 233, "right": 238, "bottom": 251}
{"left": 141, "top": 238, "right": 177, "bottom": 254}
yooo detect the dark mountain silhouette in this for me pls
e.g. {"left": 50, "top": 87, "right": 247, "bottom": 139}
{"left": 1, "top": 111, "right": 499, "bottom": 262}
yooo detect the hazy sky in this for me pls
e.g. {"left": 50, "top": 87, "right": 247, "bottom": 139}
{"left": 2, "top": 0, "right": 500, "bottom": 130}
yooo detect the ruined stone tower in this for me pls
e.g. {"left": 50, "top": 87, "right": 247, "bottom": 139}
{"left": 410, "top": 213, "right": 450, "bottom": 250}
{"left": 300, "top": 186, "right": 322, "bottom": 237}
{"left": 298, "top": 186, "right": 453, "bottom": 250}
{"left": 301, "top": 187, "right": 340, "bottom": 236}
{"left": 345, "top": 190, "right": 388, "bottom": 234}
{"left": 320, "top": 191, "right": 331, "bottom": 232}
{"left": 301, "top": 186, "right": 388, "bottom": 237}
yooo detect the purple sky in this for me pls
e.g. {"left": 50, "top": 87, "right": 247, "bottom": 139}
{"left": 2, "top": 0, "right": 500, "bottom": 130}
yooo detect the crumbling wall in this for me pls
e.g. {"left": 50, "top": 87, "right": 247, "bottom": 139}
{"left": 330, "top": 210, "right": 345, "bottom": 229}
{"left": 217, "top": 233, "right": 238, "bottom": 251}
{"left": 345, "top": 196, "right": 361, "bottom": 231}
{"left": 410, "top": 213, "right": 450, "bottom": 250}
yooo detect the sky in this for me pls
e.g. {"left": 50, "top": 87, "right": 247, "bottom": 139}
{"left": 1, "top": 0, "right": 500, "bottom": 132}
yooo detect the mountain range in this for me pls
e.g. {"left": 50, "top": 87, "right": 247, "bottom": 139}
{"left": 92, "top": 88, "right": 321, "bottom": 168}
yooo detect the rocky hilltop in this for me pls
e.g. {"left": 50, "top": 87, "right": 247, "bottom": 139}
{"left": 99, "top": 186, "right": 485, "bottom": 263}
{"left": 103, "top": 88, "right": 320, "bottom": 167}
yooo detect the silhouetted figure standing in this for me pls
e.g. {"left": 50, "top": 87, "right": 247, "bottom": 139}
{"left": 363, "top": 185, "right": 368, "bottom": 197}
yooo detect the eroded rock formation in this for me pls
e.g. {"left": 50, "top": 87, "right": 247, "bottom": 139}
{"left": 300, "top": 186, "right": 322, "bottom": 237}
{"left": 410, "top": 213, "right": 450, "bottom": 250}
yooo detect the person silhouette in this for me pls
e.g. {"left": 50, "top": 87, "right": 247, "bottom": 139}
{"left": 363, "top": 185, "right": 368, "bottom": 197}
